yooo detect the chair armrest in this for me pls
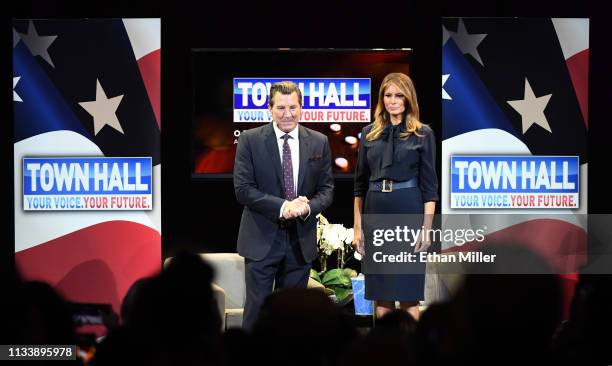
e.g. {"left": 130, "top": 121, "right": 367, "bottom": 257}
{"left": 211, "top": 283, "right": 226, "bottom": 331}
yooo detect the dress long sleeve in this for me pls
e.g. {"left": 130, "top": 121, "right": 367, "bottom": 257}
{"left": 354, "top": 126, "right": 371, "bottom": 197}
{"left": 418, "top": 127, "right": 439, "bottom": 202}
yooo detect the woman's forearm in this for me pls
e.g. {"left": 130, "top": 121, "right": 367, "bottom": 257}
{"left": 354, "top": 196, "right": 364, "bottom": 231}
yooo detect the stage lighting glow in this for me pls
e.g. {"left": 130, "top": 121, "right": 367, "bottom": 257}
{"left": 330, "top": 123, "right": 341, "bottom": 132}
{"left": 335, "top": 157, "right": 348, "bottom": 169}
{"left": 345, "top": 136, "right": 357, "bottom": 145}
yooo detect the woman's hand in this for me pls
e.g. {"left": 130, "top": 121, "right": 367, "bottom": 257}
{"left": 413, "top": 236, "right": 431, "bottom": 253}
{"left": 352, "top": 229, "right": 365, "bottom": 255}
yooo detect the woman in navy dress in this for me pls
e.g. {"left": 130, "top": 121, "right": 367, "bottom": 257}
{"left": 353, "top": 72, "right": 438, "bottom": 319}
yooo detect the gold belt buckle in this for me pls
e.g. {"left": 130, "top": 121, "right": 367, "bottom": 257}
{"left": 381, "top": 179, "right": 393, "bottom": 192}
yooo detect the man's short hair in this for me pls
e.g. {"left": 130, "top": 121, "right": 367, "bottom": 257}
{"left": 268, "top": 81, "right": 303, "bottom": 107}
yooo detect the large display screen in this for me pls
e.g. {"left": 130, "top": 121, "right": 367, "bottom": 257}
{"left": 191, "top": 48, "right": 411, "bottom": 177}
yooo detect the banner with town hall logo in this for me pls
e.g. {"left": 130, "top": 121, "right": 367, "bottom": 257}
{"left": 13, "top": 18, "right": 161, "bottom": 316}
{"left": 438, "top": 18, "right": 588, "bottom": 310}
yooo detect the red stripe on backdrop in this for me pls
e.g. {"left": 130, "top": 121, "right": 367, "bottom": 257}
{"left": 137, "top": 49, "right": 161, "bottom": 129}
{"left": 15, "top": 221, "right": 161, "bottom": 314}
{"left": 443, "top": 219, "right": 586, "bottom": 319}
{"left": 566, "top": 49, "right": 589, "bottom": 128}
{"left": 558, "top": 273, "right": 579, "bottom": 320}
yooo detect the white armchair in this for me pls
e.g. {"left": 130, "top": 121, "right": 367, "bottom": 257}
{"left": 199, "top": 253, "right": 246, "bottom": 330}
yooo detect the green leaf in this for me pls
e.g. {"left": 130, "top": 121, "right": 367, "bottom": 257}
{"left": 324, "top": 287, "right": 335, "bottom": 295}
{"left": 310, "top": 269, "right": 322, "bottom": 283}
{"left": 322, "top": 268, "right": 351, "bottom": 287}
{"left": 331, "top": 286, "right": 351, "bottom": 302}
{"left": 343, "top": 268, "right": 358, "bottom": 278}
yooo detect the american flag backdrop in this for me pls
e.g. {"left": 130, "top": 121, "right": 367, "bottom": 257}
{"left": 13, "top": 19, "right": 161, "bottom": 315}
{"left": 441, "top": 18, "right": 589, "bottom": 315}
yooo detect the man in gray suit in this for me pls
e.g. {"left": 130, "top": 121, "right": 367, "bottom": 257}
{"left": 234, "top": 81, "right": 334, "bottom": 330}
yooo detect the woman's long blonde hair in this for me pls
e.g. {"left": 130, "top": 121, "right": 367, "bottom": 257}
{"left": 366, "top": 72, "right": 424, "bottom": 141}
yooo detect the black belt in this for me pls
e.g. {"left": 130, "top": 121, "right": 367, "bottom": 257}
{"left": 369, "top": 178, "right": 417, "bottom": 192}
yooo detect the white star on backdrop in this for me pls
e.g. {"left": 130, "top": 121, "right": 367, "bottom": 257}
{"left": 442, "top": 25, "right": 450, "bottom": 46}
{"left": 13, "top": 28, "right": 20, "bottom": 48}
{"left": 447, "top": 18, "right": 487, "bottom": 66}
{"left": 18, "top": 20, "right": 58, "bottom": 67}
{"left": 79, "top": 79, "right": 125, "bottom": 135}
{"left": 442, "top": 74, "right": 452, "bottom": 100}
{"left": 507, "top": 78, "right": 552, "bottom": 134}
{"left": 14, "top": 77, "right": 23, "bottom": 102}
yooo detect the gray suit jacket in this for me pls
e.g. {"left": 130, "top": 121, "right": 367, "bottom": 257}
{"left": 234, "top": 123, "right": 334, "bottom": 262}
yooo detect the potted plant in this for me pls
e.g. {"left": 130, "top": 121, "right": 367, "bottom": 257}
{"left": 310, "top": 214, "right": 361, "bottom": 303}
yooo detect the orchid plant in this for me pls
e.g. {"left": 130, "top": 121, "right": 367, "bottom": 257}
{"left": 310, "top": 214, "right": 361, "bottom": 302}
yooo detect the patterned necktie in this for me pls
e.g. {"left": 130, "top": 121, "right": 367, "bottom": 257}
{"left": 281, "top": 134, "right": 296, "bottom": 200}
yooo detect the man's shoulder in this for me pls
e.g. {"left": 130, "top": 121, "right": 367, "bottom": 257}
{"left": 241, "top": 124, "right": 270, "bottom": 139}
{"left": 299, "top": 125, "right": 328, "bottom": 142}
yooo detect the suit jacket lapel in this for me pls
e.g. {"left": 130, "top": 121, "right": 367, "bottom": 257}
{"left": 297, "top": 125, "right": 310, "bottom": 195}
{"left": 263, "top": 123, "right": 284, "bottom": 189}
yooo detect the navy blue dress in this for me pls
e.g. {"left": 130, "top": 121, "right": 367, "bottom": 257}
{"left": 354, "top": 123, "right": 439, "bottom": 301}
